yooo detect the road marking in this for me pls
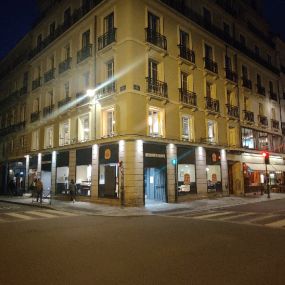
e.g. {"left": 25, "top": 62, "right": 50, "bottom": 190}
{"left": 219, "top": 212, "right": 255, "bottom": 221}
{"left": 41, "top": 209, "right": 77, "bottom": 216}
{"left": 193, "top": 211, "right": 234, "bottom": 219}
{"left": 5, "top": 213, "right": 34, "bottom": 220}
{"left": 245, "top": 214, "right": 277, "bottom": 223}
{"left": 26, "top": 211, "right": 56, "bottom": 218}
{"left": 265, "top": 218, "right": 285, "bottom": 228}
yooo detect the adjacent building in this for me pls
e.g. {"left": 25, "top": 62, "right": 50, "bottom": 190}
{"left": 1, "top": 0, "right": 285, "bottom": 206}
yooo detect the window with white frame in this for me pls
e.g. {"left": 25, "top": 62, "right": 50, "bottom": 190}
{"left": 20, "top": 136, "right": 25, "bottom": 148}
{"left": 33, "top": 98, "right": 39, "bottom": 112}
{"left": 78, "top": 114, "right": 90, "bottom": 142}
{"left": 181, "top": 115, "right": 193, "bottom": 141}
{"left": 207, "top": 120, "right": 217, "bottom": 143}
{"left": 20, "top": 105, "right": 26, "bottom": 122}
{"left": 148, "top": 107, "right": 164, "bottom": 137}
{"left": 59, "top": 121, "right": 70, "bottom": 146}
{"left": 31, "top": 130, "right": 39, "bottom": 150}
{"left": 45, "top": 126, "right": 54, "bottom": 148}
{"left": 64, "top": 82, "right": 70, "bottom": 98}
{"left": 102, "top": 108, "right": 115, "bottom": 137}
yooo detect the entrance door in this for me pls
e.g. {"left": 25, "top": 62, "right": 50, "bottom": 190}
{"left": 145, "top": 168, "right": 166, "bottom": 203}
{"left": 104, "top": 165, "right": 117, "bottom": 197}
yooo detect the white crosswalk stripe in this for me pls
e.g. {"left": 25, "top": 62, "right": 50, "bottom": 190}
{"left": 25, "top": 211, "right": 58, "bottom": 218}
{"left": 42, "top": 209, "right": 77, "bottom": 216}
{"left": 193, "top": 211, "right": 234, "bottom": 219}
{"left": 5, "top": 212, "right": 34, "bottom": 220}
{"left": 266, "top": 219, "right": 285, "bottom": 228}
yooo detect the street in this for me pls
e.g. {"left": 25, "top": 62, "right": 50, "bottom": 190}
{"left": 0, "top": 200, "right": 284, "bottom": 285}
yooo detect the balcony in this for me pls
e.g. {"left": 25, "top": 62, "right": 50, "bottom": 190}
{"left": 98, "top": 28, "right": 117, "bottom": 50}
{"left": 258, "top": 115, "right": 268, "bottom": 127}
{"left": 32, "top": 77, "right": 41, "bottom": 90}
{"left": 215, "top": 0, "right": 237, "bottom": 17}
{"left": 30, "top": 111, "right": 40, "bottom": 123}
{"left": 179, "top": 89, "right": 197, "bottom": 107}
{"left": 205, "top": 97, "right": 220, "bottom": 113}
{"left": 77, "top": 44, "right": 92, "bottom": 63}
{"left": 10, "top": 90, "right": 19, "bottom": 99}
{"left": 44, "top": 68, "right": 56, "bottom": 83}
{"left": 0, "top": 121, "right": 26, "bottom": 137}
{"left": 226, "top": 104, "right": 239, "bottom": 119}
{"left": 43, "top": 105, "right": 54, "bottom": 117}
{"left": 271, "top": 119, "right": 280, "bottom": 130}
{"left": 282, "top": 123, "right": 285, "bottom": 135}
{"left": 97, "top": 82, "right": 116, "bottom": 99}
{"left": 145, "top": 28, "right": 167, "bottom": 50}
{"left": 19, "top": 86, "right": 28, "bottom": 96}
{"left": 58, "top": 97, "right": 72, "bottom": 108}
{"left": 59, "top": 57, "right": 72, "bottom": 74}
{"left": 146, "top": 77, "right": 168, "bottom": 99}
{"left": 242, "top": 77, "right": 252, "bottom": 89}
{"left": 178, "top": 45, "right": 195, "bottom": 63}
{"left": 225, "top": 68, "right": 237, "bottom": 83}
{"left": 76, "top": 91, "right": 90, "bottom": 106}
{"left": 204, "top": 58, "right": 218, "bottom": 74}
{"left": 243, "top": 110, "right": 254, "bottom": 123}
{"left": 256, "top": 84, "right": 265, "bottom": 96}
{"left": 269, "top": 92, "right": 278, "bottom": 101}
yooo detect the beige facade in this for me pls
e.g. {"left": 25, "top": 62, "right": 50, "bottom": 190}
{"left": 1, "top": 0, "right": 285, "bottom": 205}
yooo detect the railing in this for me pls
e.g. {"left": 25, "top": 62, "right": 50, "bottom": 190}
{"left": 58, "top": 97, "right": 72, "bottom": 108}
{"left": 271, "top": 119, "right": 279, "bottom": 129}
{"left": 243, "top": 110, "right": 254, "bottom": 122}
{"left": 32, "top": 77, "right": 41, "bottom": 90}
{"left": 19, "top": 86, "right": 28, "bottom": 96}
{"left": 179, "top": 89, "right": 197, "bottom": 106}
{"left": 10, "top": 90, "right": 19, "bottom": 99}
{"left": 204, "top": 58, "right": 218, "bottom": 74}
{"left": 270, "top": 92, "right": 278, "bottom": 101}
{"left": 43, "top": 105, "right": 54, "bottom": 117}
{"left": 242, "top": 77, "right": 252, "bottom": 89}
{"left": 59, "top": 57, "right": 72, "bottom": 74}
{"left": 0, "top": 121, "right": 26, "bottom": 137}
{"left": 76, "top": 91, "right": 90, "bottom": 106}
{"left": 44, "top": 68, "right": 56, "bottom": 83}
{"left": 30, "top": 111, "right": 40, "bottom": 123}
{"left": 225, "top": 68, "right": 237, "bottom": 82}
{"left": 178, "top": 45, "right": 195, "bottom": 63}
{"left": 215, "top": 0, "right": 237, "bottom": 17}
{"left": 226, "top": 104, "right": 239, "bottom": 118}
{"left": 97, "top": 82, "right": 116, "bottom": 98}
{"left": 256, "top": 84, "right": 265, "bottom": 96}
{"left": 258, "top": 115, "right": 268, "bottom": 126}
{"left": 146, "top": 77, "right": 168, "bottom": 98}
{"left": 145, "top": 28, "right": 167, "bottom": 50}
{"left": 77, "top": 44, "right": 92, "bottom": 63}
{"left": 98, "top": 28, "right": 117, "bottom": 50}
{"left": 205, "top": 97, "right": 220, "bottom": 113}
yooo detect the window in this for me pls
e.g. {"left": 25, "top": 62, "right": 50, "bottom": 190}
{"left": 223, "top": 22, "right": 230, "bottom": 36}
{"left": 45, "top": 126, "right": 54, "bottom": 148}
{"left": 259, "top": 103, "right": 264, "bottom": 115}
{"left": 78, "top": 114, "right": 90, "bottom": 142}
{"left": 64, "top": 44, "right": 71, "bottom": 59}
{"left": 269, "top": 81, "right": 274, "bottom": 93}
{"left": 82, "top": 30, "right": 90, "bottom": 48}
{"left": 179, "top": 30, "right": 189, "bottom": 47}
{"left": 225, "top": 56, "right": 232, "bottom": 70}
{"left": 272, "top": 108, "right": 276, "bottom": 120}
{"left": 181, "top": 115, "right": 193, "bottom": 141}
{"left": 31, "top": 130, "right": 39, "bottom": 150}
{"left": 203, "top": 7, "right": 212, "bottom": 24}
{"left": 64, "top": 7, "right": 71, "bottom": 24}
{"left": 102, "top": 108, "right": 115, "bottom": 137}
{"left": 23, "top": 72, "right": 28, "bottom": 87}
{"left": 47, "top": 90, "right": 53, "bottom": 106}
{"left": 33, "top": 99, "right": 39, "bottom": 112}
{"left": 49, "top": 22, "right": 55, "bottom": 36}
{"left": 207, "top": 120, "right": 217, "bottom": 143}
{"left": 104, "top": 12, "right": 114, "bottom": 32}
{"left": 64, "top": 82, "right": 70, "bottom": 98}
{"left": 59, "top": 121, "right": 70, "bottom": 146}
{"left": 242, "top": 128, "right": 255, "bottom": 149}
{"left": 257, "top": 132, "right": 269, "bottom": 150}
{"left": 49, "top": 56, "right": 55, "bottom": 69}
{"left": 204, "top": 44, "right": 213, "bottom": 59}
{"left": 267, "top": 54, "right": 272, "bottom": 65}
{"left": 206, "top": 82, "right": 212, "bottom": 98}
{"left": 240, "top": 34, "right": 246, "bottom": 46}
{"left": 148, "top": 12, "right": 160, "bottom": 32}
{"left": 148, "top": 59, "right": 158, "bottom": 81}
{"left": 20, "top": 136, "right": 25, "bottom": 148}
{"left": 254, "top": 45, "right": 259, "bottom": 56}
{"left": 107, "top": 60, "right": 114, "bottom": 79}
{"left": 148, "top": 107, "right": 164, "bottom": 136}
{"left": 37, "top": 34, "right": 42, "bottom": 47}
{"left": 181, "top": 72, "right": 188, "bottom": 90}
{"left": 257, "top": 74, "right": 261, "bottom": 86}
{"left": 242, "top": 65, "right": 248, "bottom": 79}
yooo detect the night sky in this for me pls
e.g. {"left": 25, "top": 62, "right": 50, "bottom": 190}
{"left": 0, "top": 0, "right": 284, "bottom": 60}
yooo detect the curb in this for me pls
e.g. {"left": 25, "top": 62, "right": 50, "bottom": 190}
{"left": 0, "top": 199, "right": 54, "bottom": 210}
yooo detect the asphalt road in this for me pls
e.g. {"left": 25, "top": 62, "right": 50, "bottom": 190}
{"left": 0, "top": 201, "right": 284, "bottom": 285}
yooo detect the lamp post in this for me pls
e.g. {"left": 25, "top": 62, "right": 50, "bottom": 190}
{"left": 262, "top": 151, "right": 270, "bottom": 199}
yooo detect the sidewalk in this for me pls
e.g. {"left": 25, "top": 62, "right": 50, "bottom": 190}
{"left": 0, "top": 193, "right": 284, "bottom": 217}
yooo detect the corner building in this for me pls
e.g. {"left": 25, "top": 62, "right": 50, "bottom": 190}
{"left": 1, "top": 0, "right": 285, "bottom": 206}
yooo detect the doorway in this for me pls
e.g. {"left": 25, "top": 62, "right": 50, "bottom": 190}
{"left": 145, "top": 168, "right": 166, "bottom": 203}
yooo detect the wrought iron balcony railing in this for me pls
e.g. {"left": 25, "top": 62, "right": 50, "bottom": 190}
{"left": 98, "top": 28, "right": 117, "bottom": 50}
{"left": 256, "top": 84, "right": 265, "bottom": 96}
{"left": 226, "top": 104, "right": 239, "bottom": 118}
{"left": 59, "top": 57, "right": 72, "bottom": 74}
{"left": 19, "top": 86, "right": 28, "bottom": 96}
{"left": 97, "top": 82, "right": 116, "bottom": 99}
{"left": 77, "top": 44, "right": 92, "bottom": 63}
{"left": 58, "top": 97, "right": 72, "bottom": 108}
{"left": 242, "top": 77, "right": 252, "bottom": 89}
{"left": 30, "top": 111, "right": 40, "bottom": 123}
{"left": 145, "top": 28, "right": 167, "bottom": 50}
{"left": 32, "top": 77, "right": 41, "bottom": 90}
{"left": 43, "top": 105, "right": 54, "bottom": 117}
{"left": 204, "top": 57, "right": 218, "bottom": 74}
{"left": 271, "top": 119, "right": 279, "bottom": 129}
{"left": 179, "top": 89, "right": 197, "bottom": 106}
{"left": 225, "top": 68, "right": 237, "bottom": 82}
{"left": 178, "top": 45, "right": 195, "bottom": 63}
{"left": 243, "top": 110, "right": 254, "bottom": 122}
{"left": 258, "top": 115, "right": 268, "bottom": 126}
{"left": 44, "top": 68, "right": 56, "bottom": 83}
{"left": 76, "top": 91, "right": 90, "bottom": 106}
{"left": 205, "top": 97, "right": 220, "bottom": 113}
{"left": 146, "top": 77, "right": 168, "bottom": 98}
{"left": 269, "top": 92, "right": 278, "bottom": 101}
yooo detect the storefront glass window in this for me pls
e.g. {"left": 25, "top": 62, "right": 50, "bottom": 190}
{"left": 257, "top": 132, "right": 270, "bottom": 150}
{"left": 206, "top": 150, "right": 222, "bottom": 192}
{"left": 241, "top": 128, "right": 255, "bottom": 149}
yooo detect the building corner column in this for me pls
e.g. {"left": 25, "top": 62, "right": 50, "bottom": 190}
{"left": 220, "top": 149, "right": 229, "bottom": 195}
{"left": 91, "top": 144, "right": 99, "bottom": 199}
{"left": 167, "top": 144, "right": 177, "bottom": 203}
{"left": 195, "top": 147, "right": 207, "bottom": 196}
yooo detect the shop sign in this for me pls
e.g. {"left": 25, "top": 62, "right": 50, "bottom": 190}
{"left": 105, "top": 149, "right": 111, "bottom": 160}
{"left": 145, "top": 153, "right": 165, "bottom": 158}
{"left": 99, "top": 144, "right": 119, "bottom": 164}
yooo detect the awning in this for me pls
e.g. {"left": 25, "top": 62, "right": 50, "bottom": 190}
{"left": 246, "top": 163, "right": 276, "bottom": 172}
{"left": 271, "top": 165, "right": 285, "bottom": 172}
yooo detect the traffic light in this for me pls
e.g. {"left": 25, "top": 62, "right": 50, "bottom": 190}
{"left": 262, "top": 151, "right": 270, "bottom": 165}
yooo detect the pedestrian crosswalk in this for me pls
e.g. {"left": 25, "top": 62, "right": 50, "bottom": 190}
{"left": 0, "top": 209, "right": 78, "bottom": 223}
{"left": 157, "top": 209, "right": 285, "bottom": 230}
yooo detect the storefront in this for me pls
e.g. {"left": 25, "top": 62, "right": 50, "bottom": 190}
{"left": 41, "top": 153, "right": 52, "bottom": 196}
{"left": 76, "top": 148, "right": 92, "bottom": 196}
{"left": 56, "top": 151, "right": 69, "bottom": 195}
{"left": 206, "top": 149, "right": 222, "bottom": 193}
{"left": 143, "top": 143, "right": 167, "bottom": 203}
{"left": 99, "top": 144, "right": 119, "bottom": 198}
{"left": 28, "top": 155, "right": 38, "bottom": 193}
{"left": 177, "top": 146, "right": 197, "bottom": 195}
{"left": 7, "top": 159, "right": 26, "bottom": 195}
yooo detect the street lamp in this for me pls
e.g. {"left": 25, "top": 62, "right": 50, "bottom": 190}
{"left": 262, "top": 151, "right": 270, "bottom": 198}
